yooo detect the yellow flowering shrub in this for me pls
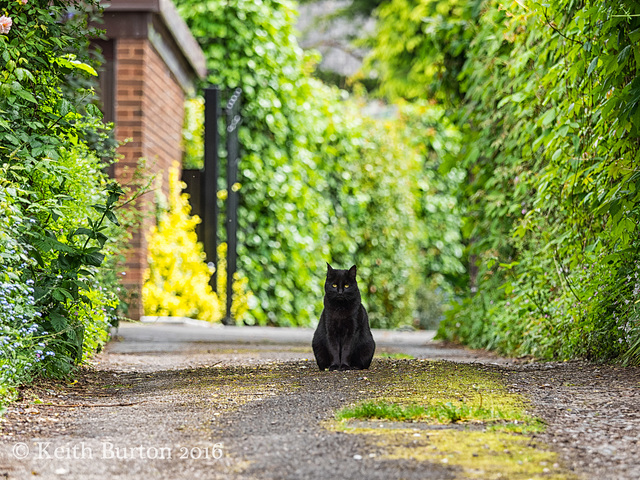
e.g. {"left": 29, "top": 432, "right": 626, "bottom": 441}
{"left": 143, "top": 163, "right": 253, "bottom": 323}
{"left": 142, "top": 164, "right": 221, "bottom": 321}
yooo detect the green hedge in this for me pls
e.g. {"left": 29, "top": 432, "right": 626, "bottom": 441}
{"left": 365, "top": 0, "right": 640, "bottom": 362}
{"left": 0, "top": 0, "right": 125, "bottom": 401}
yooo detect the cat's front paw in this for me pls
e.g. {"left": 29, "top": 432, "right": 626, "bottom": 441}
{"left": 329, "top": 364, "right": 340, "bottom": 371}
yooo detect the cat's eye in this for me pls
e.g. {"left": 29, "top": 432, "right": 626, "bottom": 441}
{"left": 344, "top": 284, "right": 349, "bottom": 288}
{"left": 332, "top": 284, "right": 337, "bottom": 288}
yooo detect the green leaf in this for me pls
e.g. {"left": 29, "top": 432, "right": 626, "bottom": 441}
{"left": 15, "top": 88, "right": 37, "bottom": 104}
{"left": 73, "top": 227, "right": 94, "bottom": 238}
{"left": 96, "top": 232, "right": 109, "bottom": 246}
{"left": 51, "top": 288, "right": 73, "bottom": 303}
{"left": 60, "top": 99, "right": 72, "bottom": 116}
{"left": 83, "top": 251, "right": 105, "bottom": 267}
{"left": 53, "top": 54, "right": 98, "bottom": 76}
{"left": 499, "top": 262, "right": 520, "bottom": 270}
{"left": 70, "top": 279, "right": 91, "bottom": 291}
{"left": 85, "top": 103, "right": 103, "bottom": 119}
{"left": 617, "top": 46, "right": 631, "bottom": 65}
{"left": 31, "top": 249, "right": 45, "bottom": 268}
{"left": 105, "top": 210, "right": 120, "bottom": 226}
{"left": 48, "top": 312, "right": 69, "bottom": 332}
{"left": 587, "top": 56, "right": 598, "bottom": 76}
{"left": 609, "top": 200, "right": 622, "bottom": 218}
{"left": 540, "top": 107, "right": 556, "bottom": 127}
{"left": 72, "top": 326, "right": 84, "bottom": 362}
{"left": 32, "top": 236, "right": 77, "bottom": 254}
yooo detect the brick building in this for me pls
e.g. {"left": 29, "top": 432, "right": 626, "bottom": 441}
{"left": 95, "top": 0, "right": 207, "bottom": 319}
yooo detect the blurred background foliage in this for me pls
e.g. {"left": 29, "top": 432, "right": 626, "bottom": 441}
{"left": 175, "top": 0, "right": 465, "bottom": 329}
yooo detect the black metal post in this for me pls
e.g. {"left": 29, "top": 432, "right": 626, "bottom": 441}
{"left": 225, "top": 88, "right": 242, "bottom": 324}
{"left": 203, "top": 87, "right": 220, "bottom": 292}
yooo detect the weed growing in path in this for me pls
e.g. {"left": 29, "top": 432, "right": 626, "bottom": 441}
{"left": 336, "top": 400, "right": 518, "bottom": 424}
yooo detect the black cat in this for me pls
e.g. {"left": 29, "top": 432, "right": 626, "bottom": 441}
{"left": 312, "top": 264, "right": 375, "bottom": 371}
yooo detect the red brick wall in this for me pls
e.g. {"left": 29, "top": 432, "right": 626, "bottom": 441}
{"left": 113, "top": 38, "right": 186, "bottom": 319}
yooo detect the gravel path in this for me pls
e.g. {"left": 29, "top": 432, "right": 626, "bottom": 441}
{"left": 506, "top": 362, "right": 640, "bottom": 480}
{"left": 0, "top": 322, "right": 638, "bottom": 479}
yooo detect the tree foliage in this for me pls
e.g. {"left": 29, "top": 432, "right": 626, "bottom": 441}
{"left": 363, "top": 0, "right": 482, "bottom": 102}
{"left": 366, "top": 0, "right": 640, "bottom": 362}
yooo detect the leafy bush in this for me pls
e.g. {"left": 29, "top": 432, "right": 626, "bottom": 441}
{"left": 363, "top": 0, "right": 482, "bottom": 102}
{"left": 365, "top": 0, "right": 640, "bottom": 362}
{"left": 0, "top": 0, "right": 125, "bottom": 402}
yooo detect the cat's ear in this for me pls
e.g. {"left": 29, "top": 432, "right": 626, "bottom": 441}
{"left": 348, "top": 265, "right": 357, "bottom": 279}
{"left": 327, "top": 263, "right": 335, "bottom": 275}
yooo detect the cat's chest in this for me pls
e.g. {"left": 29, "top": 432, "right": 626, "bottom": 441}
{"left": 324, "top": 308, "right": 358, "bottom": 334}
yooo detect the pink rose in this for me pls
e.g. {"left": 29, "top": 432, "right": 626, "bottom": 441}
{"left": 0, "top": 16, "right": 12, "bottom": 34}
{"left": 20, "top": 0, "right": 28, "bottom": 5}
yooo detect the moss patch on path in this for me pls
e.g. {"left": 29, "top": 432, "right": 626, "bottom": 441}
{"left": 330, "top": 360, "right": 576, "bottom": 480}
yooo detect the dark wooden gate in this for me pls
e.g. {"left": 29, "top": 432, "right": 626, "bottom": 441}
{"left": 182, "top": 86, "right": 242, "bottom": 325}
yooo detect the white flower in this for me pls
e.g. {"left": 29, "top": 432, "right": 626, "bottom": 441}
{"left": 0, "top": 16, "right": 12, "bottom": 34}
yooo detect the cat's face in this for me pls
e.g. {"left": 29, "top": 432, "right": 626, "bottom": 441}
{"left": 325, "top": 264, "right": 359, "bottom": 302}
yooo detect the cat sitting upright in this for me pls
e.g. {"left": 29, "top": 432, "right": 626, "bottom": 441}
{"left": 312, "top": 264, "right": 375, "bottom": 371}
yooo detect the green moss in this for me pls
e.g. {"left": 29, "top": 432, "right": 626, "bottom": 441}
{"left": 334, "top": 360, "right": 537, "bottom": 428}
{"left": 487, "top": 420, "right": 547, "bottom": 434}
{"left": 376, "top": 352, "right": 415, "bottom": 359}
{"left": 358, "top": 360, "right": 530, "bottom": 421}
{"left": 387, "top": 428, "right": 572, "bottom": 480}
{"left": 330, "top": 360, "right": 575, "bottom": 479}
